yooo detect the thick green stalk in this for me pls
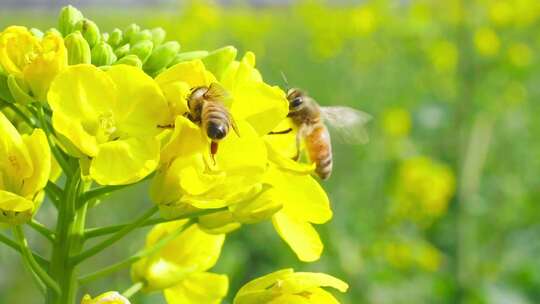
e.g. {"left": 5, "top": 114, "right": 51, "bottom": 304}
{"left": 47, "top": 168, "right": 82, "bottom": 304}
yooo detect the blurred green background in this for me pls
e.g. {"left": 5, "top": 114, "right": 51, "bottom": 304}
{"left": 1, "top": 0, "right": 540, "bottom": 303}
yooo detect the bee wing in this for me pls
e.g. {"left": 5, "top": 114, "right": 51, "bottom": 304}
{"left": 206, "top": 82, "right": 233, "bottom": 107}
{"left": 320, "top": 106, "right": 372, "bottom": 144}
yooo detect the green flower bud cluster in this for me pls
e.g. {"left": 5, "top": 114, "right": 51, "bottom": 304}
{"left": 55, "top": 5, "right": 216, "bottom": 77}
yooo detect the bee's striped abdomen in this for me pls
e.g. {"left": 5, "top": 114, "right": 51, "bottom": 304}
{"left": 305, "top": 124, "right": 333, "bottom": 180}
{"left": 202, "top": 101, "right": 230, "bottom": 141}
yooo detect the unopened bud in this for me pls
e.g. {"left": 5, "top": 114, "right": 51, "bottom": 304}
{"left": 203, "top": 46, "right": 237, "bottom": 78}
{"left": 74, "top": 19, "right": 100, "bottom": 48}
{"left": 113, "top": 54, "right": 143, "bottom": 68}
{"left": 168, "top": 50, "right": 209, "bottom": 67}
{"left": 58, "top": 5, "right": 84, "bottom": 36}
{"left": 64, "top": 31, "right": 91, "bottom": 64}
{"left": 151, "top": 27, "right": 166, "bottom": 46}
{"left": 108, "top": 28, "right": 123, "bottom": 47}
{"left": 91, "top": 42, "right": 117, "bottom": 66}
{"left": 123, "top": 23, "right": 140, "bottom": 44}
{"left": 143, "top": 41, "right": 180, "bottom": 72}
{"left": 130, "top": 29, "right": 152, "bottom": 45}
{"left": 101, "top": 32, "right": 109, "bottom": 43}
{"left": 114, "top": 44, "right": 130, "bottom": 58}
{"left": 129, "top": 40, "right": 153, "bottom": 64}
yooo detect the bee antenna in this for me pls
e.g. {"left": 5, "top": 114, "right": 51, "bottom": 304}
{"left": 280, "top": 71, "right": 290, "bottom": 89}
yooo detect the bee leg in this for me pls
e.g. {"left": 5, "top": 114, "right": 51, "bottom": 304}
{"left": 268, "top": 128, "right": 293, "bottom": 135}
{"left": 157, "top": 124, "right": 175, "bottom": 129}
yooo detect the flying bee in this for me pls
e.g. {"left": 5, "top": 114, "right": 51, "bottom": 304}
{"left": 271, "top": 88, "right": 371, "bottom": 180}
{"left": 186, "top": 82, "right": 239, "bottom": 162}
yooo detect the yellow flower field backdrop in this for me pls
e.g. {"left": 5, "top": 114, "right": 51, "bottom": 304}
{"left": 0, "top": 0, "right": 539, "bottom": 303}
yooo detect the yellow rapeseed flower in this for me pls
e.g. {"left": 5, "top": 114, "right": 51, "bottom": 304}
{"left": 382, "top": 107, "right": 412, "bottom": 138}
{"left": 151, "top": 54, "right": 287, "bottom": 215}
{"left": 47, "top": 64, "right": 170, "bottom": 185}
{"left": 131, "top": 220, "right": 228, "bottom": 303}
{"left": 474, "top": 27, "right": 500, "bottom": 57}
{"left": 508, "top": 43, "right": 532, "bottom": 67}
{"left": 234, "top": 268, "right": 348, "bottom": 304}
{"left": 0, "top": 26, "right": 67, "bottom": 101}
{"left": 0, "top": 112, "right": 51, "bottom": 225}
{"left": 81, "top": 292, "right": 130, "bottom": 304}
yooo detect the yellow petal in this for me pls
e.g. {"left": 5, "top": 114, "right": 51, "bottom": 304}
{"left": 266, "top": 167, "right": 331, "bottom": 224}
{"left": 90, "top": 137, "right": 159, "bottom": 185}
{"left": 48, "top": 64, "right": 116, "bottom": 156}
{"left": 156, "top": 59, "right": 216, "bottom": 89}
{"left": 272, "top": 211, "right": 323, "bottom": 262}
{"left": 0, "top": 112, "right": 34, "bottom": 185}
{"left": 268, "top": 294, "right": 311, "bottom": 304}
{"left": 0, "top": 26, "right": 39, "bottom": 77}
{"left": 24, "top": 32, "right": 67, "bottom": 101}
{"left": 20, "top": 129, "right": 51, "bottom": 198}
{"left": 163, "top": 272, "right": 229, "bottom": 304}
{"left": 106, "top": 64, "right": 169, "bottom": 137}
{"left": 279, "top": 273, "right": 349, "bottom": 294}
{"left": 160, "top": 116, "right": 208, "bottom": 165}
{"left": 0, "top": 190, "right": 34, "bottom": 225}
{"left": 160, "top": 81, "right": 190, "bottom": 117}
{"left": 265, "top": 141, "right": 315, "bottom": 174}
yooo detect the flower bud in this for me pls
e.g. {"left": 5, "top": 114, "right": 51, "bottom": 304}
{"left": 91, "top": 42, "right": 117, "bottom": 66}
{"left": 74, "top": 18, "right": 100, "bottom": 48}
{"left": 81, "top": 292, "right": 131, "bottom": 304}
{"left": 168, "top": 50, "right": 209, "bottom": 67}
{"left": 129, "top": 29, "right": 152, "bottom": 45}
{"left": 64, "top": 31, "right": 91, "bottom": 65}
{"left": 30, "top": 28, "right": 43, "bottom": 39}
{"left": 113, "top": 54, "right": 142, "bottom": 68}
{"left": 203, "top": 46, "right": 237, "bottom": 78}
{"left": 123, "top": 23, "right": 140, "bottom": 43}
{"left": 143, "top": 41, "right": 180, "bottom": 72}
{"left": 151, "top": 27, "right": 166, "bottom": 46}
{"left": 129, "top": 40, "right": 153, "bottom": 64}
{"left": 108, "top": 28, "right": 123, "bottom": 47}
{"left": 58, "top": 5, "right": 84, "bottom": 36}
{"left": 114, "top": 44, "right": 130, "bottom": 58}
{"left": 7, "top": 75, "right": 35, "bottom": 104}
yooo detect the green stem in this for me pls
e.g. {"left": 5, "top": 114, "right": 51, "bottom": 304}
{"left": 84, "top": 207, "right": 226, "bottom": 239}
{"left": 47, "top": 168, "right": 82, "bottom": 304}
{"left": 45, "top": 181, "right": 63, "bottom": 209}
{"left": 71, "top": 206, "right": 158, "bottom": 265}
{"left": 79, "top": 220, "right": 195, "bottom": 285}
{"left": 0, "top": 233, "right": 49, "bottom": 266}
{"left": 13, "top": 226, "right": 61, "bottom": 295}
{"left": 122, "top": 282, "right": 144, "bottom": 299}
{"left": 28, "top": 219, "right": 55, "bottom": 242}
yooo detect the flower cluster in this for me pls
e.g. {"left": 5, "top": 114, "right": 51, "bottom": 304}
{"left": 0, "top": 5, "right": 348, "bottom": 304}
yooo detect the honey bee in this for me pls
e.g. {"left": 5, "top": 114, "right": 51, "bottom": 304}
{"left": 271, "top": 88, "right": 371, "bottom": 180}
{"left": 186, "top": 82, "right": 239, "bottom": 161}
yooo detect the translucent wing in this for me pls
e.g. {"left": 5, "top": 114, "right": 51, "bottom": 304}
{"left": 320, "top": 106, "right": 372, "bottom": 144}
{"left": 205, "top": 82, "right": 233, "bottom": 107}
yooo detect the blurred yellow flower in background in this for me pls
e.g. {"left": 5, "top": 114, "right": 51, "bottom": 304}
{"left": 429, "top": 40, "right": 459, "bottom": 73}
{"left": 474, "top": 27, "right": 500, "bottom": 57}
{"left": 351, "top": 6, "right": 377, "bottom": 36}
{"left": 489, "top": 0, "right": 514, "bottom": 26}
{"left": 0, "top": 26, "right": 67, "bottom": 102}
{"left": 508, "top": 43, "right": 532, "bottom": 67}
{"left": 379, "top": 238, "right": 443, "bottom": 272}
{"left": 382, "top": 107, "right": 412, "bottom": 139}
{"left": 391, "top": 156, "right": 455, "bottom": 225}
{"left": 234, "top": 268, "right": 348, "bottom": 304}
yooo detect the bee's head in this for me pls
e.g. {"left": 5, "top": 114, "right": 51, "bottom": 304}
{"left": 287, "top": 88, "right": 305, "bottom": 113}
